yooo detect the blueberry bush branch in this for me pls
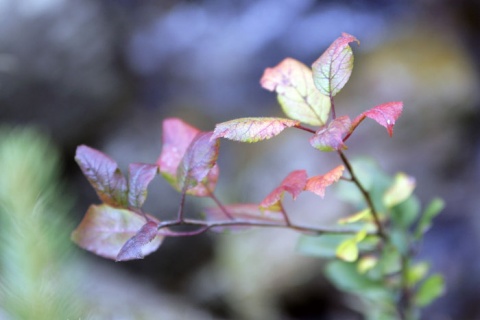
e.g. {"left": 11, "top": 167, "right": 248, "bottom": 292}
{"left": 72, "top": 33, "right": 445, "bottom": 319}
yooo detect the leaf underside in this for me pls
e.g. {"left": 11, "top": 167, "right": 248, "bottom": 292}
{"left": 75, "top": 145, "right": 128, "bottom": 207}
{"left": 177, "top": 131, "right": 220, "bottom": 194}
{"left": 312, "top": 32, "right": 359, "bottom": 97}
{"left": 310, "top": 116, "right": 351, "bottom": 152}
{"left": 71, "top": 204, "right": 163, "bottom": 260}
{"left": 212, "top": 117, "right": 300, "bottom": 143}
{"left": 261, "top": 58, "right": 331, "bottom": 126}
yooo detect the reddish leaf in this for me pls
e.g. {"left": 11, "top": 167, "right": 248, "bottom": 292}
{"left": 157, "top": 118, "right": 219, "bottom": 196}
{"left": 75, "top": 145, "right": 128, "bottom": 207}
{"left": 204, "top": 204, "right": 284, "bottom": 232}
{"left": 157, "top": 118, "right": 200, "bottom": 186}
{"left": 177, "top": 131, "right": 220, "bottom": 193}
{"left": 352, "top": 102, "right": 403, "bottom": 137}
{"left": 309, "top": 116, "right": 351, "bottom": 152}
{"left": 260, "top": 170, "right": 307, "bottom": 210}
{"left": 305, "top": 165, "right": 345, "bottom": 198}
{"left": 116, "top": 220, "right": 160, "bottom": 261}
{"left": 312, "top": 33, "right": 359, "bottom": 97}
{"left": 260, "top": 58, "right": 331, "bottom": 126}
{"left": 128, "top": 163, "right": 158, "bottom": 208}
{"left": 71, "top": 204, "right": 164, "bottom": 260}
{"left": 212, "top": 117, "right": 300, "bottom": 143}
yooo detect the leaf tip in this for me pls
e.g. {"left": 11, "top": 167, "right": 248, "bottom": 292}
{"left": 341, "top": 32, "right": 360, "bottom": 46}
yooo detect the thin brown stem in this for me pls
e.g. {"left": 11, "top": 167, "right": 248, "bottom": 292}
{"left": 156, "top": 217, "right": 366, "bottom": 237}
{"left": 398, "top": 254, "right": 413, "bottom": 320}
{"left": 330, "top": 95, "right": 336, "bottom": 120}
{"left": 279, "top": 203, "right": 292, "bottom": 226}
{"left": 337, "top": 150, "right": 387, "bottom": 240}
{"left": 176, "top": 190, "right": 187, "bottom": 222}
{"left": 294, "top": 124, "right": 316, "bottom": 134}
{"left": 208, "top": 189, "right": 234, "bottom": 220}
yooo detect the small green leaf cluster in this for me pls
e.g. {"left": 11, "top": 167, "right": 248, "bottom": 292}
{"left": 298, "top": 160, "right": 445, "bottom": 319}
{"left": 72, "top": 33, "right": 444, "bottom": 319}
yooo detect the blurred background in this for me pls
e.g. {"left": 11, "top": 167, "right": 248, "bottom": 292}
{"left": 1, "top": 0, "right": 479, "bottom": 319}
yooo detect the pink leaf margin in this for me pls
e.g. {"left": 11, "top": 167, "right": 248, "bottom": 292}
{"left": 305, "top": 165, "right": 345, "bottom": 198}
{"left": 351, "top": 101, "right": 403, "bottom": 137}
{"left": 260, "top": 170, "right": 307, "bottom": 209}
{"left": 212, "top": 117, "right": 300, "bottom": 143}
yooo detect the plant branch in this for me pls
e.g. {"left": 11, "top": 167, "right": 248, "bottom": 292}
{"left": 398, "top": 254, "right": 413, "bottom": 320}
{"left": 330, "top": 95, "right": 336, "bottom": 120}
{"left": 294, "top": 124, "right": 316, "bottom": 134}
{"left": 337, "top": 150, "right": 387, "bottom": 240}
{"left": 156, "top": 217, "right": 365, "bottom": 237}
{"left": 208, "top": 189, "right": 234, "bottom": 220}
{"left": 279, "top": 202, "right": 292, "bottom": 226}
{"left": 176, "top": 190, "right": 187, "bottom": 222}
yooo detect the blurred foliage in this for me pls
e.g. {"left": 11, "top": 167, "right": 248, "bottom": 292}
{"left": 298, "top": 158, "right": 445, "bottom": 319}
{"left": 0, "top": 126, "right": 83, "bottom": 319}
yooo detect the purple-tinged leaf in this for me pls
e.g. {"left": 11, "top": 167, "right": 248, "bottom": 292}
{"left": 177, "top": 132, "right": 220, "bottom": 193}
{"left": 75, "top": 145, "right": 128, "bottom": 207}
{"left": 309, "top": 116, "right": 351, "bottom": 152}
{"left": 260, "top": 170, "right": 307, "bottom": 210}
{"left": 157, "top": 118, "right": 219, "bottom": 196}
{"left": 128, "top": 163, "right": 158, "bottom": 208}
{"left": 116, "top": 220, "right": 159, "bottom": 261}
{"left": 212, "top": 117, "right": 300, "bottom": 143}
{"left": 351, "top": 102, "right": 403, "bottom": 137}
{"left": 261, "top": 58, "right": 331, "bottom": 126}
{"left": 305, "top": 165, "right": 345, "bottom": 198}
{"left": 312, "top": 33, "right": 359, "bottom": 97}
{"left": 204, "top": 203, "right": 284, "bottom": 232}
{"left": 185, "top": 164, "right": 219, "bottom": 197}
{"left": 71, "top": 204, "right": 164, "bottom": 260}
{"left": 157, "top": 118, "right": 200, "bottom": 186}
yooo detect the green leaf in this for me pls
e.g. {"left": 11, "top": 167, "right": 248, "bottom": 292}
{"left": 336, "top": 230, "right": 367, "bottom": 262}
{"left": 312, "top": 33, "right": 359, "bottom": 97}
{"left": 260, "top": 58, "right": 331, "bottom": 126}
{"left": 383, "top": 172, "right": 416, "bottom": 208}
{"left": 379, "top": 244, "right": 402, "bottom": 274}
{"left": 297, "top": 234, "right": 352, "bottom": 258}
{"left": 357, "top": 255, "right": 378, "bottom": 274}
{"left": 390, "top": 195, "right": 420, "bottom": 229}
{"left": 338, "top": 208, "right": 371, "bottom": 224}
{"left": 335, "top": 158, "right": 392, "bottom": 210}
{"left": 336, "top": 238, "right": 359, "bottom": 262}
{"left": 390, "top": 228, "right": 409, "bottom": 255}
{"left": 212, "top": 117, "right": 300, "bottom": 143}
{"left": 414, "top": 274, "right": 445, "bottom": 307}
{"left": 325, "top": 260, "right": 387, "bottom": 299}
{"left": 407, "top": 262, "right": 430, "bottom": 287}
{"left": 415, "top": 198, "right": 445, "bottom": 238}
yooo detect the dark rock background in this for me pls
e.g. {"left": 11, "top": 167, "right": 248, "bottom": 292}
{"left": 1, "top": 0, "right": 479, "bottom": 318}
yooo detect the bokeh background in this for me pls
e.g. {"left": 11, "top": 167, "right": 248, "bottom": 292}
{"left": 1, "top": 0, "right": 480, "bottom": 319}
